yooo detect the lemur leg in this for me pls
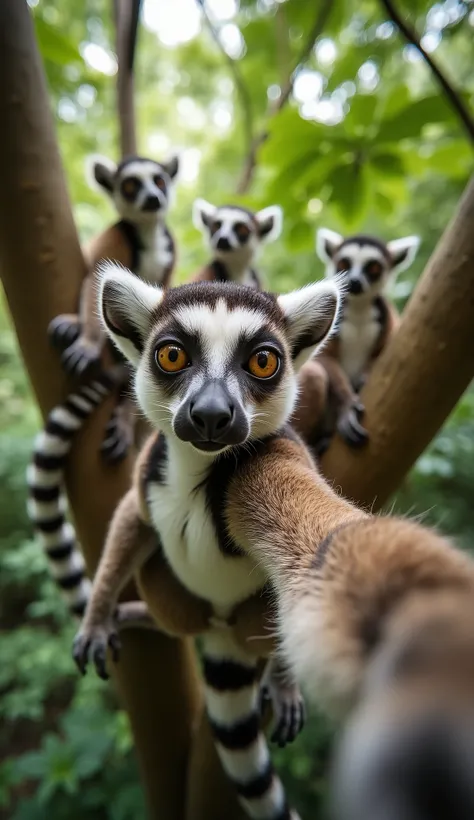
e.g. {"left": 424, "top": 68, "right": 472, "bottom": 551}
{"left": 73, "top": 488, "right": 158, "bottom": 679}
{"left": 201, "top": 629, "right": 300, "bottom": 820}
{"left": 259, "top": 656, "right": 305, "bottom": 748}
{"left": 101, "top": 385, "right": 135, "bottom": 464}
{"left": 58, "top": 272, "right": 104, "bottom": 379}
{"left": 48, "top": 313, "right": 81, "bottom": 352}
{"left": 319, "top": 354, "right": 368, "bottom": 448}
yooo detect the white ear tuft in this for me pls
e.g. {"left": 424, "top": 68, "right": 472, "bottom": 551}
{"left": 193, "top": 198, "right": 217, "bottom": 233}
{"left": 316, "top": 227, "right": 343, "bottom": 265}
{"left": 255, "top": 205, "right": 283, "bottom": 243}
{"left": 386, "top": 235, "right": 420, "bottom": 276}
{"left": 277, "top": 278, "right": 342, "bottom": 371}
{"left": 97, "top": 261, "right": 163, "bottom": 366}
{"left": 85, "top": 154, "right": 117, "bottom": 195}
{"left": 162, "top": 154, "right": 179, "bottom": 180}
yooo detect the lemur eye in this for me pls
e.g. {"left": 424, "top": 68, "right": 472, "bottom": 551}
{"left": 121, "top": 177, "right": 141, "bottom": 200}
{"left": 153, "top": 175, "right": 166, "bottom": 191}
{"left": 235, "top": 222, "right": 250, "bottom": 241}
{"left": 210, "top": 220, "right": 222, "bottom": 235}
{"left": 336, "top": 257, "right": 351, "bottom": 273}
{"left": 365, "top": 260, "right": 383, "bottom": 280}
{"left": 247, "top": 350, "right": 279, "bottom": 379}
{"left": 156, "top": 344, "right": 190, "bottom": 373}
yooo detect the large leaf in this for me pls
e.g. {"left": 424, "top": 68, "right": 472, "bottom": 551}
{"left": 326, "top": 160, "right": 369, "bottom": 225}
{"left": 34, "top": 17, "right": 84, "bottom": 67}
{"left": 377, "top": 94, "right": 463, "bottom": 142}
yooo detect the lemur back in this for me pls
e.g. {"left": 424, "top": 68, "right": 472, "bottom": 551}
{"left": 72, "top": 269, "right": 341, "bottom": 820}
{"left": 191, "top": 199, "right": 283, "bottom": 288}
{"left": 292, "top": 227, "right": 420, "bottom": 452}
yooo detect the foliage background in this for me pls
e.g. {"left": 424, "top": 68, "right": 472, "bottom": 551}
{"left": 0, "top": 0, "right": 473, "bottom": 816}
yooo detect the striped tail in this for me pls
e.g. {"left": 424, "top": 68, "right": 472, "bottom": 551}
{"left": 26, "top": 375, "right": 115, "bottom": 617}
{"left": 201, "top": 630, "right": 300, "bottom": 820}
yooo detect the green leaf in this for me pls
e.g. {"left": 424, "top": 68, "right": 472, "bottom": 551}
{"left": 327, "top": 161, "right": 369, "bottom": 225}
{"left": 377, "top": 95, "right": 460, "bottom": 142}
{"left": 370, "top": 151, "right": 405, "bottom": 176}
{"left": 34, "top": 18, "right": 83, "bottom": 67}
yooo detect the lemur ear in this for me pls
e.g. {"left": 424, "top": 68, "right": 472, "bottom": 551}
{"left": 161, "top": 155, "right": 179, "bottom": 180}
{"left": 193, "top": 198, "right": 217, "bottom": 232}
{"left": 86, "top": 154, "right": 117, "bottom": 195}
{"left": 255, "top": 205, "right": 283, "bottom": 242}
{"left": 98, "top": 262, "right": 163, "bottom": 366}
{"left": 387, "top": 235, "right": 420, "bottom": 276}
{"left": 278, "top": 279, "right": 342, "bottom": 371}
{"left": 316, "top": 228, "right": 343, "bottom": 265}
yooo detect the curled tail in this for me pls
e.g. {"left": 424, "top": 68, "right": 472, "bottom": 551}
{"left": 26, "top": 374, "right": 115, "bottom": 617}
{"left": 201, "top": 630, "right": 300, "bottom": 820}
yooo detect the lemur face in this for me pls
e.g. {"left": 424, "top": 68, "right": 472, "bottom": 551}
{"left": 316, "top": 228, "right": 420, "bottom": 299}
{"left": 99, "top": 263, "right": 340, "bottom": 457}
{"left": 87, "top": 154, "right": 179, "bottom": 223}
{"left": 193, "top": 199, "right": 283, "bottom": 262}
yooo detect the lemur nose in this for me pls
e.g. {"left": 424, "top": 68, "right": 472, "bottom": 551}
{"left": 190, "top": 384, "right": 234, "bottom": 440}
{"left": 349, "top": 278, "right": 363, "bottom": 295}
{"left": 142, "top": 194, "right": 161, "bottom": 211}
{"left": 216, "top": 237, "right": 231, "bottom": 251}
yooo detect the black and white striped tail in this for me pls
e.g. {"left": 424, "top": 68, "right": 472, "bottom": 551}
{"left": 201, "top": 631, "right": 300, "bottom": 820}
{"left": 26, "top": 375, "right": 114, "bottom": 617}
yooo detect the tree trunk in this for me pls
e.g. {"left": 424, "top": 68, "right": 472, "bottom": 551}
{"left": 114, "top": 0, "right": 139, "bottom": 156}
{"left": 321, "top": 174, "right": 474, "bottom": 510}
{"left": 0, "top": 3, "right": 201, "bottom": 818}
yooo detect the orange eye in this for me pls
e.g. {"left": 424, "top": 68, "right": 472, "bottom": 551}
{"left": 247, "top": 350, "right": 279, "bottom": 379}
{"left": 365, "top": 261, "right": 383, "bottom": 280}
{"left": 156, "top": 344, "right": 190, "bottom": 373}
{"left": 154, "top": 175, "right": 166, "bottom": 191}
{"left": 336, "top": 257, "right": 351, "bottom": 273}
{"left": 121, "top": 177, "right": 140, "bottom": 199}
{"left": 235, "top": 222, "right": 250, "bottom": 241}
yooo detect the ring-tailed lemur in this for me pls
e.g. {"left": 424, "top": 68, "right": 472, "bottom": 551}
{"left": 292, "top": 228, "right": 420, "bottom": 453}
{"left": 192, "top": 199, "right": 283, "bottom": 288}
{"left": 224, "top": 428, "right": 474, "bottom": 820}
{"left": 72, "top": 265, "right": 341, "bottom": 820}
{"left": 48, "top": 153, "right": 179, "bottom": 463}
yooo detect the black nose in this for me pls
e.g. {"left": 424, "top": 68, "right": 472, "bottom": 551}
{"left": 142, "top": 194, "right": 161, "bottom": 211}
{"left": 349, "top": 278, "right": 363, "bottom": 295}
{"left": 190, "top": 384, "right": 234, "bottom": 440}
{"left": 216, "top": 237, "right": 231, "bottom": 251}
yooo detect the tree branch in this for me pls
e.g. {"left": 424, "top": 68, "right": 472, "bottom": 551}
{"left": 196, "top": 0, "right": 254, "bottom": 157}
{"left": 321, "top": 173, "right": 474, "bottom": 510}
{"left": 113, "top": 0, "right": 141, "bottom": 156}
{"left": 379, "top": 0, "right": 474, "bottom": 144}
{"left": 236, "top": 0, "right": 333, "bottom": 194}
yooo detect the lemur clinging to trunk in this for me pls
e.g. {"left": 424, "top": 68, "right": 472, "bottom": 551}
{"left": 72, "top": 265, "right": 341, "bottom": 820}
{"left": 49, "top": 153, "right": 179, "bottom": 462}
{"left": 224, "top": 410, "right": 474, "bottom": 820}
{"left": 192, "top": 198, "right": 283, "bottom": 288}
{"left": 292, "top": 228, "right": 419, "bottom": 453}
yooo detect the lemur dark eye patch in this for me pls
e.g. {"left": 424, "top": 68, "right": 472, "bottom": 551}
{"left": 235, "top": 222, "right": 250, "bottom": 242}
{"left": 121, "top": 177, "right": 141, "bottom": 200}
{"left": 337, "top": 257, "right": 351, "bottom": 273}
{"left": 153, "top": 175, "right": 166, "bottom": 191}
{"left": 364, "top": 260, "right": 383, "bottom": 280}
{"left": 210, "top": 221, "right": 222, "bottom": 235}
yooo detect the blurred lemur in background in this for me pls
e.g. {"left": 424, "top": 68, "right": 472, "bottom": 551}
{"left": 292, "top": 228, "right": 420, "bottom": 454}
{"left": 48, "top": 153, "right": 179, "bottom": 462}
{"left": 192, "top": 198, "right": 283, "bottom": 288}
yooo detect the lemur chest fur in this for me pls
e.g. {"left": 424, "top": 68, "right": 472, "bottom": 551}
{"left": 138, "top": 223, "right": 174, "bottom": 282}
{"left": 145, "top": 436, "right": 265, "bottom": 613}
{"left": 339, "top": 300, "right": 381, "bottom": 386}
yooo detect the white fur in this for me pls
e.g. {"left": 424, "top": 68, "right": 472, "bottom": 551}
{"left": 316, "top": 227, "right": 343, "bottom": 264}
{"left": 386, "top": 235, "right": 420, "bottom": 275}
{"left": 137, "top": 222, "right": 174, "bottom": 282}
{"left": 277, "top": 279, "right": 342, "bottom": 370}
{"left": 254, "top": 205, "right": 283, "bottom": 243}
{"left": 339, "top": 299, "right": 381, "bottom": 386}
{"left": 193, "top": 197, "right": 217, "bottom": 232}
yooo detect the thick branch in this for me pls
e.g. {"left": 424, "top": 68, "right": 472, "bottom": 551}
{"left": 379, "top": 0, "right": 474, "bottom": 144}
{"left": 321, "top": 173, "right": 474, "bottom": 510}
{"left": 0, "top": 3, "right": 201, "bottom": 817}
{"left": 113, "top": 0, "right": 141, "bottom": 156}
{"left": 236, "top": 0, "right": 333, "bottom": 194}
{"left": 197, "top": 0, "right": 254, "bottom": 155}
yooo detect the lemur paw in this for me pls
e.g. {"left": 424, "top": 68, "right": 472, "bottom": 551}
{"left": 72, "top": 620, "right": 121, "bottom": 680}
{"left": 337, "top": 400, "right": 368, "bottom": 448}
{"left": 259, "top": 658, "right": 306, "bottom": 748}
{"left": 100, "top": 410, "right": 133, "bottom": 464}
{"left": 48, "top": 315, "right": 81, "bottom": 352}
{"left": 61, "top": 338, "right": 102, "bottom": 380}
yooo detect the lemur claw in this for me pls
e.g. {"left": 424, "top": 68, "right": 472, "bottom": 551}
{"left": 72, "top": 623, "right": 121, "bottom": 680}
{"left": 338, "top": 400, "right": 368, "bottom": 448}
{"left": 259, "top": 658, "right": 306, "bottom": 748}
{"left": 100, "top": 411, "right": 133, "bottom": 464}
{"left": 61, "top": 338, "right": 102, "bottom": 381}
{"left": 48, "top": 315, "right": 81, "bottom": 352}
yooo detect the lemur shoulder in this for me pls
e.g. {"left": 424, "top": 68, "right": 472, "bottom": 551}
{"left": 48, "top": 153, "right": 179, "bottom": 462}
{"left": 191, "top": 199, "right": 283, "bottom": 289}
{"left": 226, "top": 424, "right": 474, "bottom": 820}
{"left": 72, "top": 268, "right": 340, "bottom": 820}
{"left": 292, "top": 227, "right": 420, "bottom": 452}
